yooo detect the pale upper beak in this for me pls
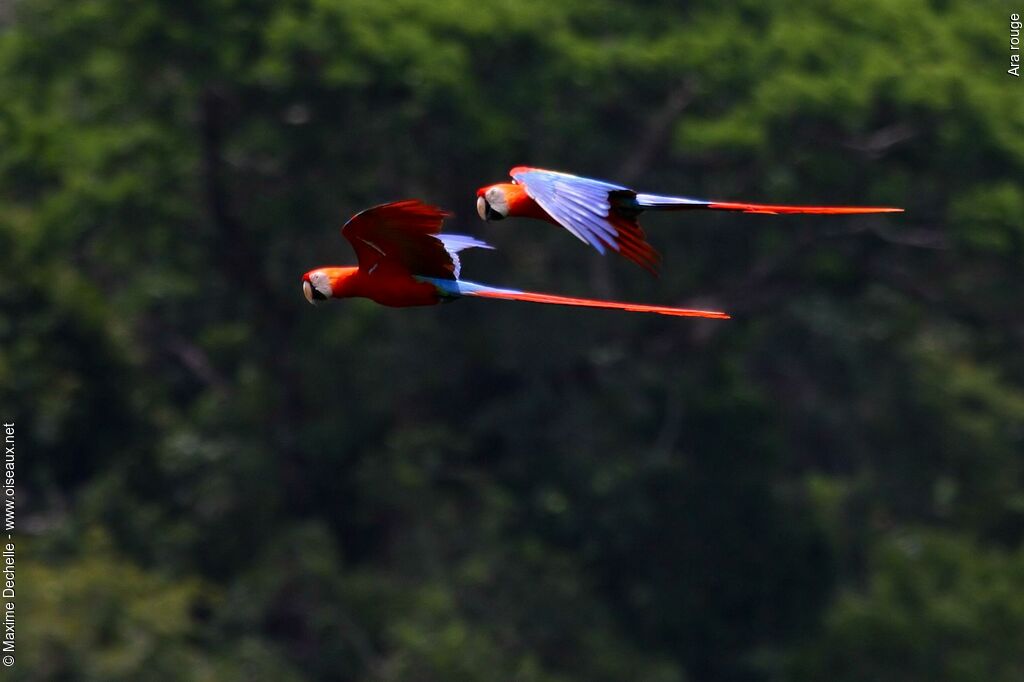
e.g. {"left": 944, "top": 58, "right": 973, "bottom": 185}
{"left": 477, "top": 196, "right": 488, "bottom": 221}
{"left": 302, "top": 280, "right": 317, "bottom": 305}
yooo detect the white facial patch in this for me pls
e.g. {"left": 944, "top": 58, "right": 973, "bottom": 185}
{"left": 485, "top": 187, "right": 509, "bottom": 216}
{"left": 310, "top": 270, "right": 332, "bottom": 298}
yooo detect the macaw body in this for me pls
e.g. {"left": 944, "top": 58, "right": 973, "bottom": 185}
{"left": 310, "top": 266, "right": 441, "bottom": 307}
{"left": 476, "top": 166, "right": 904, "bottom": 272}
{"left": 302, "top": 200, "right": 729, "bottom": 319}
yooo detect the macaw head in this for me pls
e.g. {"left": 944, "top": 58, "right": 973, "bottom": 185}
{"left": 476, "top": 184, "right": 510, "bottom": 221}
{"left": 301, "top": 267, "right": 356, "bottom": 304}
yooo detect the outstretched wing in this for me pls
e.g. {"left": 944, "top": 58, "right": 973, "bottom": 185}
{"left": 341, "top": 200, "right": 491, "bottom": 280}
{"left": 510, "top": 167, "right": 660, "bottom": 273}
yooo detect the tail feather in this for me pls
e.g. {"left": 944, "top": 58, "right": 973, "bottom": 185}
{"left": 420, "top": 277, "right": 727, "bottom": 318}
{"left": 704, "top": 201, "right": 904, "bottom": 215}
{"left": 463, "top": 285, "right": 728, "bottom": 319}
{"left": 632, "top": 193, "right": 903, "bottom": 215}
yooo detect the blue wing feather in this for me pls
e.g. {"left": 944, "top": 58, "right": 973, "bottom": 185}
{"left": 434, "top": 234, "right": 493, "bottom": 279}
{"left": 511, "top": 168, "right": 629, "bottom": 254}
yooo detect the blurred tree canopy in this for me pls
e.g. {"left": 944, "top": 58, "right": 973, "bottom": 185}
{"left": 1, "top": 0, "right": 1021, "bottom": 680}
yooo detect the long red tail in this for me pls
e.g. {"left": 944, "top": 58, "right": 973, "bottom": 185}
{"left": 704, "top": 201, "right": 904, "bottom": 215}
{"left": 464, "top": 287, "right": 729, "bottom": 319}
{"left": 630, "top": 193, "right": 903, "bottom": 215}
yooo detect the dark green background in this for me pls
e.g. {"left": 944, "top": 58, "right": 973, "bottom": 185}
{"left": 2, "top": 0, "right": 1023, "bottom": 680}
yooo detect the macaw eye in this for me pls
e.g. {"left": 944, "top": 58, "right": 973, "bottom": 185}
{"left": 307, "top": 271, "right": 332, "bottom": 300}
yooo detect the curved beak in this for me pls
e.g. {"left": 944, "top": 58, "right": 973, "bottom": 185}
{"left": 302, "top": 280, "right": 317, "bottom": 305}
{"left": 477, "top": 196, "right": 505, "bottom": 222}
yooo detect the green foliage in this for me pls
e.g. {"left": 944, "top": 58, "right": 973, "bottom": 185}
{"left": 792, "top": 532, "right": 1024, "bottom": 682}
{"left": 16, "top": 530, "right": 304, "bottom": 682}
{"left": 0, "top": 0, "right": 1019, "bottom": 680}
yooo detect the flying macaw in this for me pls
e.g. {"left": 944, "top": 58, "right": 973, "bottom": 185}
{"left": 476, "top": 166, "right": 904, "bottom": 272}
{"left": 301, "top": 200, "right": 729, "bottom": 319}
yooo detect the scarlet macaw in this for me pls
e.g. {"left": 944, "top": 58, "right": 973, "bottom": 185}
{"left": 476, "top": 166, "right": 904, "bottom": 272}
{"left": 302, "top": 200, "right": 729, "bottom": 318}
